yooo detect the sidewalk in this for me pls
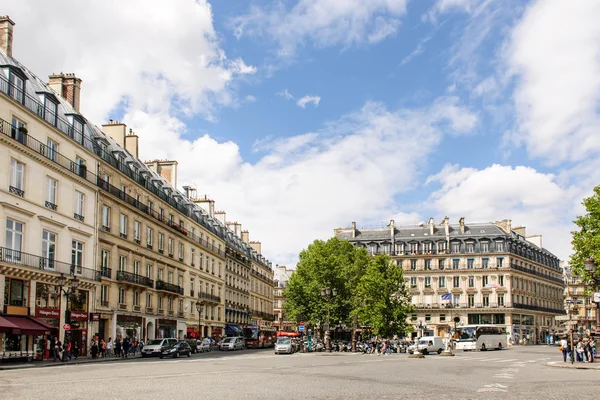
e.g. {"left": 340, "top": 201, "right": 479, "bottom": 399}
{"left": 0, "top": 354, "right": 143, "bottom": 371}
{"left": 546, "top": 360, "right": 600, "bottom": 370}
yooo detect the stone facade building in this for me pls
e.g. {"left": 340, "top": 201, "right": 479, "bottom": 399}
{"left": 335, "top": 217, "right": 565, "bottom": 344}
{"left": 274, "top": 265, "right": 295, "bottom": 332}
{"left": 0, "top": 16, "right": 275, "bottom": 359}
{"left": 562, "top": 263, "right": 598, "bottom": 335}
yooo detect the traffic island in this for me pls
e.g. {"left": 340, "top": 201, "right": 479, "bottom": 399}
{"left": 439, "top": 350, "right": 455, "bottom": 357}
{"left": 408, "top": 352, "right": 425, "bottom": 359}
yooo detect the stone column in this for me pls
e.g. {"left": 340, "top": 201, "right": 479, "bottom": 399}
{"left": 0, "top": 274, "right": 5, "bottom": 311}
{"left": 111, "top": 311, "right": 118, "bottom": 341}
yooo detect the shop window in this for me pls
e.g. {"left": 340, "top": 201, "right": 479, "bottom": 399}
{"left": 4, "top": 278, "right": 28, "bottom": 307}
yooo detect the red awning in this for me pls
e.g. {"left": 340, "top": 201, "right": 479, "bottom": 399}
{"left": 276, "top": 331, "right": 300, "bottom": 337}
{"left": 29, "top": 317, "right": 56, "bottom": 330}
{"left": 0, "top": 316, "right": 19, "bottom": 333}
{"left": 2, "top": 316, "right": 53, "bottom": 335}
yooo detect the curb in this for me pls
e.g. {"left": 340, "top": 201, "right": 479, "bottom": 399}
{"left": 545, "top": 361, "right": 600, "bottom": 370}
{"left": 0, "top": 356, "right": 142, "bottom": 371}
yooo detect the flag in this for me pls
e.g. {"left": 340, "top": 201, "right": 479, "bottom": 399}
{"left": 441, "top": 293, "right": 452, "bottom": 301}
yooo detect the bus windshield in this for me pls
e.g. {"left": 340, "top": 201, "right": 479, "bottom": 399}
{"left": 455, "top": 327, "right": 476, "bottom": 341}
{"left": 243, "top": 327, "right": 259, "bottom": 340}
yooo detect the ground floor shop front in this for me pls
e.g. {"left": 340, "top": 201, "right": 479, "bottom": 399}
{"left": 95, "top": 312, "right": 201, "bottom": 342}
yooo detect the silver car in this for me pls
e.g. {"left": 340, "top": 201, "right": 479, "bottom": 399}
{"left": 219, "top": 337, "right": 245, "bottom": 351}
{"left": 274, "top": 337, "right": 294, "bottom": 354}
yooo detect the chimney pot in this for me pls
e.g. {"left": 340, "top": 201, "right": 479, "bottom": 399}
{"left": 0, "top": 16, "right": 15, "bottom": 57}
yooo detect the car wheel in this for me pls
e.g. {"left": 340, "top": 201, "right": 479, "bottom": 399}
{"left": 175, "top": 352, "right": 179, "bottom": 358}
{"left": 498, "top": 343, "right": 502, "bottom": 350}
{"left": 188, "top": 352, "right": 191, "bottom": 357}
{"left": 159, "top": 355, "right": 163, "bottom": 359}
{"left": 481, "top": 344, "right": 486, "bottom": 351}
{"left": 422, "top": 349, "right": 428, "bottom": 355}
{"left": 437, "top": 349, "right": 442, "bottom": 355}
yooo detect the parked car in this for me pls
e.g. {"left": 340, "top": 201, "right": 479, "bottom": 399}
{"left": 160, "top": 341, "right": 192, "bottom": 359}
{"left": 274, "top": 337, "right": 295, "bottom": 354}
{"left": 197, "top": 339, "right": 212, "bottom": 353}
{"left": 408, "top": 336, "right": 445, "bottom": 355}
{"left": 141, "top": 338, "right": 178, "bottom": 357}
{"left": 220, "top": 337, "right": 245, "bottom": 351}
{"left": 185, "top": 339, "right": 199, "bottom": 354}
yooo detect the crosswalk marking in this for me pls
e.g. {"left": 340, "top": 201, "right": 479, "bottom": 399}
{"left": 497, "top": 359, "right": 518, "bottom": 363}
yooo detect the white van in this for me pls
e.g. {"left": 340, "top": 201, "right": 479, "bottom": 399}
{"left": 409, "top": 336, "right": 445, "bottom": 355}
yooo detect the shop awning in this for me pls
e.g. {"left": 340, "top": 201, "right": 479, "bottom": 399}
{"left": 0, "top": 316, "right": 19, "bottom": 333}
{"left": 225, "top": 325, "right": 243, "bottom": 336}
{"left": 276, "top": 331, "right": 300, "bottom": 337}
{"left": 1, "top": 316, "right": 54, "bottom": 335}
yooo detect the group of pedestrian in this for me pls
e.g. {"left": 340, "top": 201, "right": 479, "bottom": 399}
{"left": 49, "top": 336, "right": 80, "bottom": 362}
{"left": 89, "top": 337, "right": 144, "bottom": 359}
{"left": 560, "top": 336, "right": 596, "bottom": 363}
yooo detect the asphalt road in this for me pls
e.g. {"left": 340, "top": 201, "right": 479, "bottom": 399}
{"left": 0, "top": 346, "right": 597, "bottom": 399}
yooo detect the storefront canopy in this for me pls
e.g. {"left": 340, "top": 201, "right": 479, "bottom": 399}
{"left": 225, "top": 325, "right": 243, "bottom": 336}
{"left": 276, "top": 331, "right": 300, "bottom": 337}
{"left": 1, "top": 316, "right": 55, "bottom": 335}
{"left": 0, "top": 316, "right": 19, "bottom": 333}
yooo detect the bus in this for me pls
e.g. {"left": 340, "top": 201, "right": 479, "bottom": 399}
{"left": 242, "top": 326, "right": 276, "bottom": 348}
{"left": 452, "top": 325, "right": 507, "bottom": 351}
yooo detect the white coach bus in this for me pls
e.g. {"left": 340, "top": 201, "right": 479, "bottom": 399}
{"left": 453, "top": 325, "right": 507, "bottom": 351}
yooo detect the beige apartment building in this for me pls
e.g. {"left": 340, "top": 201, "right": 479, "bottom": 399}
{"left": 335, "top": 217, "right": 565, "bottom": 344}
{"left": 0, "top": 16, "right": 100, "bottom": 358}
{"left": 249, "top": 240, "right": 275, "bottom": 329}
{"left": 561, "top": 263, "right": 598, "bottom": 335}
{"left": 274, "top": 265, "right": 295, "bottom": 332}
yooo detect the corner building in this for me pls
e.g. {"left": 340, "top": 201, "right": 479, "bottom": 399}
{"left": 335, "top": 217, "right": 565, "bottom": 344}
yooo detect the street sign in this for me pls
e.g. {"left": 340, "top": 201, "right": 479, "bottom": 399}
{"left": 300, "top": 321, "right": 305, "bottom": 326}
{"left": 299, "top": 325, "right": 305, "bottom": 332}
{"left": 63, "top": 324, "right": 71, "bottom": 331}
{"left": 594, "top": 292, "right": 600, "bottom": 303}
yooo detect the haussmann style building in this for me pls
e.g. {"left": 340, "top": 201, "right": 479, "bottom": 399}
{"left": 335, "top": 217, "right": 565, "bottom": 345}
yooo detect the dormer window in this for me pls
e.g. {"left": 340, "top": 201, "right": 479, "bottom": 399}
{"left": 42, "top": 95, "right": 58, "bottom": 126}
{"left": 70, "top": 116, "right": 84, "bottom": 144}
{"left": 2, "top": 67, "right": 26, "bottom": 104}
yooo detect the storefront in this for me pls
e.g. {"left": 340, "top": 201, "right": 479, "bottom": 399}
{"left": 0, "top": 316, "right": 54, "bottom": 361}
{"left": 512, "top": 314, "right": 535, "bottom": 344}
{"left": 66, "top": 310, "right": 88, "bottom": 356}
{"left": 157, "top": 319, "right": 177, "bottom": 339}
{"left": 116, "top": 315, "right": 143, "bottom": 341}
{"left": 34, "top": 307, "right": 60, "bottom": 359}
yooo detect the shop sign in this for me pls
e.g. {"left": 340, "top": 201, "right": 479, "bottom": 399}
{"left": 70, "top": 311, "right": 89, "bottom": 321}
{"left": 36, "top": 307, "right": 60, "bottom": 319}
{"left": 90, "top": 313, "right": 100, "bottom": 322}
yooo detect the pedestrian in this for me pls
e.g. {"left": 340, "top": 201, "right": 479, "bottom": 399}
{"left": 106, "top": 337, "right": 112, "bottom": 358}
{"left": 122, "top": 337, "right": 130, "bottom": 358}
{"left": 584, "top": 339, "right": 592, "bottom": 363}
{"left": 55, "top": 338, "right": 63, "bottom": 362}
{"left": 73, "top": 342, "right": 80, "bottom": 360}
{"left": 99, "top": 339, "right": 106, "bottom": 358}
{"left": 66, "top": 342, "right": 72, "bottom": 361}
{"left": 91, "top": 340, "right": 99, "bottom": 359}
{"left": 576, "top": 339, "right": 585, "bottom": 362}
{"left": 50, "top": 337, "right": 57, "bottom": 362}
{"left": 560, "top": 336, "right": 568, "bottom": 363}
{"left": 114, "top": 338, "right": 122, "bottom": 358}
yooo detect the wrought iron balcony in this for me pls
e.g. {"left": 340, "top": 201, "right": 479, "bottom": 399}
{"left": 9, "top": 185, "right": 24, "bottom": 197}
{"left": 96, "top": 267, "right": 111, "bottom": 280}
{"left": 198, "top": 292, "right": 221, "bottom": 303}
{"left": 116, "top": 271, "right": 154, "bottom": 288}
{"left": 156, "top": 280, "right": 183, "bottom": 295}
{"left": 74, "top": 213, "right": 84, "bottom": 222}
{"left": 44, "top": 201, "right": 57, "bottom": 211}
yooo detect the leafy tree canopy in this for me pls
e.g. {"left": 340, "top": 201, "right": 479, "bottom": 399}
{"left": 570, "top": 185, "right": 600, "bottom": 287}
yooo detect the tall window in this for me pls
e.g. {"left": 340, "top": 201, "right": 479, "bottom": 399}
{"left": 424, "top": 260, "right": 431, "bottom": 270}
{"left": 44, "top": 97, "right": 58, "bottom": 125}
{"left": 6, "top": 219, "right": 23, "bottom": 260}
{"left": 5, "top": 278, "right": 27, "bottom": 307}
{"left": 480, "top": 242, "right": 489, "bottom": 252}
{"left": 146, "top": 293, "right": 153, "bottom": 309}
{"left": 102, "top": 205, "right": 111, "bottom": 229}
{"left": 146, "top": 264, "right": 153, "bottom": 278}
{"left": 483, "top": 294, "right": 490, "bottom": 307}
{"left": 134, "top": 260, "right": 140, "bottom": 275}
{"left": 498, "top": 293, "right": 504, "bottom": 306}
{"left": 168, "top": 238, "right": 174, "bottom": 255}
{"left": 495, "top": 241, "right": 504, "bottom": 252}
{"left": 10, "top": 159, "right": 24, "bottom": 194}
{"left": 73, "top": 119, "right": 84, "bottom": 144}
{"left": 74, "top": 191, "right": 85, "bottom": 220}
{"left": 465, "top": 243, "right": 474, "bottom": 253}
{"left": 134, "top": 221, "right": 141, "bottom": 242}
{"left": 158, "top": 269, "right": 163, "bottom": 281}
{"left": 11, "top": 116, "right": 26, "bottom": 143}
{"left": 133, "top": 291, "right": 140, "bottom": 306}
{"left": 482, "top": 257, "right": 489, "bottom": 269}
{"left": 496, "top": 257, "right": 504, "bottom": 268}
{"left": 424, "top": 277, "right": 431, "bottom": 287}
{"left": 10, "top": 73, "right": 24, "bottom": 103}
{"left": 191, "top": 248, "right": 195, "bottom": 266}
{"left": 499, "top": 276, "right": 504, "bottom": 287}
{"left": 119, "top": 214, "right": 128, "bottom": 238}
{"left": 467, "top": 259, "right": 474, "bottom": 269}
{"left": 42, "top": 230, "right": 56, "bottom": 269}
{"left": 410, "top": 277, "right": 417, "bottom": 287}
{"left": 453, "top": 294, "right": 460, "bottom": 306}
{"left": 119, "top": 256, "right": 127, "bottom": 272}
{"left": 46, "top": 139, "right": 58, "bottom": 162}
{"left": 178, "top": 242, "right": 184, "bottom": 259}
{"left": 167, "top": 298, "right": 173, "bottom": 311}
{"left": 199, "top": 253, "right": 204, "bottom": 270}
{"left": 101, "top": 250, "right": 110, "bottom": 269}
{"left": 71, "top": 240, "right": 84, "bottom": 273}
{"left": 100, "top": 285, "right": 109, "bottom": 305}
{"left": 158, "top": 296, "right": 163, "bottom": 310}
{"left": 147, "top": 227, "right": 153, "bottom": 247}
{"left": 453, "top": 277, "right": 460, "bottom": 288}
{"left": 168, "top": 271, "right": 173, "bottom": 284}
{"left": 468, "top": 294, "right": 475, "bottom": 307}
{"left": 45, "top": 177, "right": 58, "bottom": 207}
{"left": 147, "top": 201, "right": 153, "bottom": 214}
{"left": 452, "top": 259, "right": 460, "bottom": 270}
{"left": 158, "top": 233, "right": 164, "bottom": 252}
{"left": 118, "top": 288, "right": 126, "bottom": 304}
{"left": 482, "top": 275, "right": 489, "bottom": 287}
{"left": 468, "top": 276, "right": 474, "bottom": 288}
{"left": 451, "top": 242, "right": 460, "bottom": 253}
{"left": 439, "top": 276, "right": 445, "bottom": 288}
{"left": 439, "top": 259, "right": 445, "bottom": 270}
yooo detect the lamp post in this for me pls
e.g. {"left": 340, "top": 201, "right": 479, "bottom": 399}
{"left": 196, "top": 302, "right": 204, "bottom": 339}
{"left": 320, "top": 287, "right": 337, "bottom": 353}
{"left": 583, "top": 258, "right": 600, "bottom": 338}
{"left": 57, "top": 273, "right": 79, "bottom": 345}
{"left": 408, "top": 320, "right": 425, "bottom": 358}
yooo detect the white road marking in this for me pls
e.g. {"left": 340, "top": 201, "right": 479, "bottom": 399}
{"left": 493, "top": 373, "right": 514, "bottom": 379}
{"left": 479, "top": 358, "right": 501, "bottom": 361}
{"left": 496, "top": 359, "right": 518, "bottom": 363}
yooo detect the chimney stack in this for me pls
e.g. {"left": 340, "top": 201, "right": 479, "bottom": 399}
{"left": 125, "top": 128, "right": 139, "bottom": 158}
{"left": 48, "top": 73, "right": 83, "bottom": 112}
{"left": 215, "top": 211, "right": 226, "bottom": 226}
{"left": 0, "top": 16, "right": 15, "bottom": 58}
{"left": 250, "top": 241, "right": 262, "bottom": 255}
{"left": 102, "top": 120, "right": 127, "bottom": 147}
{"left": 194, "top": 195, "right": 214, "bottom": 217}
{"left": 389, "top": 219, "right": 395, "bottom": 240}
{"left": 241, "top": 230, "right": 249, "bottom": 244}
{"left": 351, "top": 221, "right": 356, "bottom": 238}
{"left": 459, "top": 217, "right": 465, "bottom": 234}
{"left": 144, "top": 159, "right": 178, "bottom": 187}
{"left": 428, "top": 217, "right": 435, "bottom": 235}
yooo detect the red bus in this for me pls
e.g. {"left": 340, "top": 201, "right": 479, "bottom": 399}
{"left": 243, "top": 326, "right": 276, "bottom": 348}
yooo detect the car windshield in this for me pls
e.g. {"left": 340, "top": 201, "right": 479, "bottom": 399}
{"left": 277, "top": 337, "right": 291, "bottom": 344}
{"left": 418, "top": 340, "right": 428, "bottom": 345}
{"left": 146, "top": 340, "right": 163, "bottom": 346}
{"left": 223, "top": 338, "right": 233, "bottom": 343}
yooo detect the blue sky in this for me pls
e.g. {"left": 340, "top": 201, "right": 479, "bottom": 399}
{"left": 6, "top": 0, "right": 600, "bottom": 267}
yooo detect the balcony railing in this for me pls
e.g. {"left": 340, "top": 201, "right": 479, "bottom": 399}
{"left": 0, "top": 246, "right": 98, "bottom": 281}
{"left": 97, "top": 267, "right": 111, "bottom": 279}
{"left": 250, "top": 269, "right": 274, "bottom": 285}
{"left": 510, "top": 263, "right": 563, "bottom": 284}
{"left": 44, "top": 201, "right": 57, "bottom": 211}
{"left": 117, "top": 271, "right": 154, "bottom": 288}
{"left": 74, "top": 213, "right": 84, "bottom": 222}
{"left": 198, "top": 292, "right": 221, "bottom": 303}
{"left": 156, "top": 280, "right": 184, "bottom": 295}
{"left": 9, "top": 185, "right": 24, "bottom": 197}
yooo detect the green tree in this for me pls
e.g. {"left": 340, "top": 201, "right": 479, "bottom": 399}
{"left": 353, "top": 254, "right": 413, "bottom": 338}
{"left": 283, "top": 237, "right": 370, "bottom": 328}
{"left": 570, "top": 185, "right": 600, "bottom": 287}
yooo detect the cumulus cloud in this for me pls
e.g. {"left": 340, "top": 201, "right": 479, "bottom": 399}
{"left": 426, "top": 164, "right": 574, "bottom": 260}
{"left": 296, "top": 95, "right": 321, "bottom": 108}
{"left": 5, "top": 0, "right": 253, "bottom": 123}
{"left": 506, "top": 0, "right": 600, "bottom": 164}
{"left": 231, "top": 0, "right": 408, "bottom": 57}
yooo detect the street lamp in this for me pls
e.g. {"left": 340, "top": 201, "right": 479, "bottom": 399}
{"left": 57, "top": 273, "right": 79, "bottom": 344}
{"left": 196, "top": 302, "right": 204, "bottom": 339}
{"left": 320, "top": 287, "right": 337, "bottom": 352}
{"left": 409, "top": 320, "right": 425, "bottom": 358}
{"left": 583, "top": 258, "right": 600, "bottom": 339}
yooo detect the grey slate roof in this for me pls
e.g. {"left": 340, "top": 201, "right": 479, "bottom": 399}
{"left": 0, "top": 50, "right": 272, "bottom": 268}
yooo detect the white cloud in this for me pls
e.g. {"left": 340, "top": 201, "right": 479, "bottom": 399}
{"left": 231, "top": 0, "right": 408, "bottom": 57}
{"left": 296, "top": 95, "right": 321, "bottom": 108}
{"left": 424, "top": 0, "right": 476, "bottom": 24}
{"left": 426, "top": 164, "right": 574, "bottom": 260}
{"left": 506, "top": 0, "right": 600, "bottom": 164}
{"left": 400, "top": 35, "right": 432, "bottom": 66}
{"left": 277, "top": 89, "right": 295, "bottom": 100}
{"left": 5, "top": 0, "right": 253, "bottom": 123}
{"left": 244, "top": 95, "right": 257, "bottom": 103}
{"left": 127, "top": 98, "right": 476, "bottom": 267}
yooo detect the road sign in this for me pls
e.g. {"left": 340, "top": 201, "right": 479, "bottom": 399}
{"left": 300, "top": 321, "right": 305, "bottom": 326}
{"left": 594, "top": 292, "right": 600, "bottom": 303}
{"left": 63, "top": 324, "right": 71, "bottom": 331}
{"left": 299, "top": 325, "right": 305, "bottom": 332}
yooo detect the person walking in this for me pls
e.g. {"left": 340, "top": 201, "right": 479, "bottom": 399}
{"left": 122, "top": 337, "right": 130, "bottom": 358}
{"left": 576, "top": 339, "right": 585, "bottom": 362}
{"left": 114, "top": 338, "right": 122, "bottom": 358}
{"left": 90, "top": 340, "right": 99, "bottom": 359}
{"left": 55, "top": 338, "right": 63, "bottom": 362}
{"left": 99, "top": 339, "right": 106, "bottom": 358}
{"left": 72, "top": 342, "right": 80, "bottom": 360}
{"left": 560, "top": 336, "right": 569, "bottom": 363}
{"left": 106, "top": 337, "right": 112, "bottom": 358}
{"left": 66, "top": 342, "right": 72, "bottom": 361}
